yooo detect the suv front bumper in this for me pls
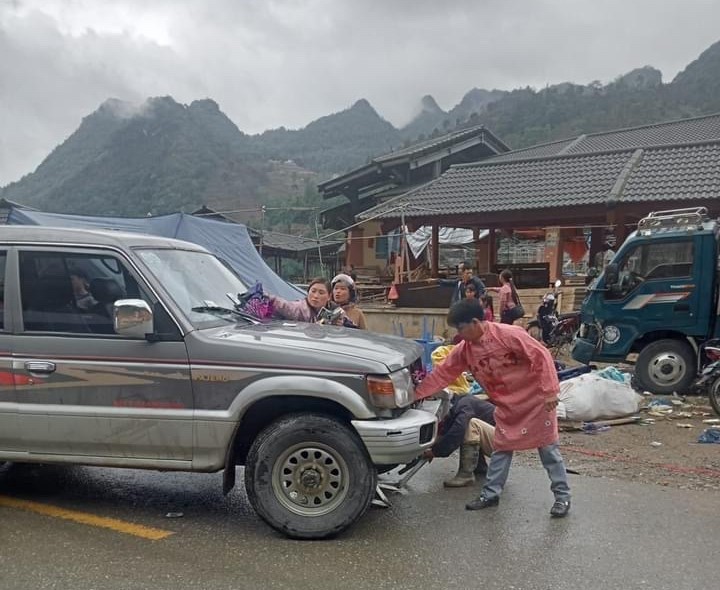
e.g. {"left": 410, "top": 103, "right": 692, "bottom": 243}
{"left": 351, "top": 408, "right": 437, "bottom": 465}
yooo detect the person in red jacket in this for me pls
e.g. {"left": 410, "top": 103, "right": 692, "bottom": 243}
{"left": 415, "top": 298, "right": 571, "bottom": 518}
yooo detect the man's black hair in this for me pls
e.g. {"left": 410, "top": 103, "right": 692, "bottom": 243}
{"left": 447, "top": 297, "right": 485, "bottom": 327}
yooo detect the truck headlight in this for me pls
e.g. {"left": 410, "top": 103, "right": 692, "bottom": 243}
{"left": 367, "top": 369, "right": 413, "bottom": 409}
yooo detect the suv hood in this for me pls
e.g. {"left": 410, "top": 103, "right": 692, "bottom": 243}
{"left": 201, "top": 321, "right": 423, "bottom": 373}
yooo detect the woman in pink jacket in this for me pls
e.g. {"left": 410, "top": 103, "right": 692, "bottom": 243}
{"left": 271, "top": 278, "right": 344, "bottom": 324}
{"left": 415, "top": 298, "right": 571, "bottom": 518}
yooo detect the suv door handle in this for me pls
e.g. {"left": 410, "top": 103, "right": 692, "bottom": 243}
{"left": 25, "top": 361, "right": 57, "bottom": 374}
{"left": 673, "top": 303, "right": 691, "bottom": 312}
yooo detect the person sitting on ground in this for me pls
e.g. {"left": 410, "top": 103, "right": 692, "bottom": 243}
{"left": 331, "top": 273, "right": 367, "bottom": 329}
{"left": 422, "top": 395, "right": 496, "bottom": 487}
{"left": 270, "top": 278, "right": 349, "bottom": 325}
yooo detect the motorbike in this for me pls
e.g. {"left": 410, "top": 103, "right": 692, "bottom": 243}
{"left": 694, "top": 338, "right": 720, "bottom": 416}
{"left": 526, "top": 279, "right": 580, "bottom": 355}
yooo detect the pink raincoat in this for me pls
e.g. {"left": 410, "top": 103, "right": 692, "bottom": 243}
{"left": 416, "top": 322, "right": 560, "bottom": 451}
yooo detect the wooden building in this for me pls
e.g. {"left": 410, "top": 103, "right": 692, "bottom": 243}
{"left": 359, "top": 112, "right": 720, "bottom": 283}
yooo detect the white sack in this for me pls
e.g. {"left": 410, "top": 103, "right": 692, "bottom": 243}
{"left": 557, "top": 373, "right": 642, "bottom": 421}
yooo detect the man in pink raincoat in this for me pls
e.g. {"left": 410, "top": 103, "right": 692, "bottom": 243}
{"left": 415, "top": 298, "right": 571, "bottom": 517}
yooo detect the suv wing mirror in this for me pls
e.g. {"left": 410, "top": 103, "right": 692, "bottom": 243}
{"left": 114, "top": 299, "right": 154, "bottom": 338}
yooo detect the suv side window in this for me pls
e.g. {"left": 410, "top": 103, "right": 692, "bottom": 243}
{"left": 0, "top": 251, "right": 6, "bottom": 331}
{"left": 19, "top": 250, "right": 151, "bottom": 335}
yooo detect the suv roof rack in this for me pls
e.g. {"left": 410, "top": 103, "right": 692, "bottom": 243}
{"left": 637, "top": 207, "right": 708, "bottom": 235}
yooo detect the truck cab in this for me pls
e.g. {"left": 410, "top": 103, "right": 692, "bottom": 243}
{"left": 573, "top": 207, "right": 719, "bottom": 394}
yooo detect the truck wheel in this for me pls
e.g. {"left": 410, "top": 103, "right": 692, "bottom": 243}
{"left": 635, "top": 339, "right": 695, "bottom": 395}
{"left": 244, "top": 413, "right": 376, "bottom": 540}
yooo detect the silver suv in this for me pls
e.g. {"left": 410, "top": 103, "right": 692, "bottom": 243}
{"left": 0, "top": 226, "right": 437, "bottom": 539}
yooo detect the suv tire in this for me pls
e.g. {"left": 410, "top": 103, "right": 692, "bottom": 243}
{"left": 244, "top": 413, "right": 376, "bottom": 540}
{"left": 635, "top": 339, "right": 696, "bottom": 395}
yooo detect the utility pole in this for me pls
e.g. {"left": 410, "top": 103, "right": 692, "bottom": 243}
{"left": 259, "top": 205, "right": 266, "bottom": 256}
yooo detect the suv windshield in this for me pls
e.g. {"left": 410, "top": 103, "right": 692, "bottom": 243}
{"left": 136, "top": 248, "right": 249, "bottom": 328}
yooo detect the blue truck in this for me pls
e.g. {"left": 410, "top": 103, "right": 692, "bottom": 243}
{"left": 572, "top": 207, "right": 716, "bottom": 394}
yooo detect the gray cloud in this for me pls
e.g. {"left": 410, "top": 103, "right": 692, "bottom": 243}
{"left": 1, "top": 0, "right": 719, "bottom": 185}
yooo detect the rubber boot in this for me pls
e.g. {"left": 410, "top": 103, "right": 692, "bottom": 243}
{"left": 443, "top": 444, "right": 480, "bottom": 488}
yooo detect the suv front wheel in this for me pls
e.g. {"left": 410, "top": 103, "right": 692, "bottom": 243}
{"left": 244, "top": 413, "right": 376, "bottom": 540}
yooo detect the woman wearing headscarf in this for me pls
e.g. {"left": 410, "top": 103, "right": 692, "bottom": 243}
{"left": 331, "top": 273, "right": 367, "bottom": 329}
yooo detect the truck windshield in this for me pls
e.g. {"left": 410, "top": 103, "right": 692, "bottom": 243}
{"left": 136, "top": 248, "right": 250, "bottom": 327}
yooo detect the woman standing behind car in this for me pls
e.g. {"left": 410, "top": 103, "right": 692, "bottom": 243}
{"left": 331, "top": 273, "right": 367, "bottom": 329}
{"left": 488, "top": 269, "right": 520, "bottom": 324}
{"left": 271, "top": 278, "right": 346, "bottom": 325}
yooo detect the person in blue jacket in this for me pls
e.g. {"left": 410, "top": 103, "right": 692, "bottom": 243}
{"left": 434, "top": 262, "right": 486, "bottom": 305}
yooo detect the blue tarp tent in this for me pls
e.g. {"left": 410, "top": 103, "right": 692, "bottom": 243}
{"left": 6, "top": 208, "right": 304, "bottom": 300}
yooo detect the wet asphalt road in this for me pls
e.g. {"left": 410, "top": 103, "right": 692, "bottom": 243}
{"left": 0, "top": 458, "right": 718, "bottom": 590}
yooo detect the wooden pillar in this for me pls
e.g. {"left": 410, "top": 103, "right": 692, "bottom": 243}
{"left": 545, "top": 226, "right": 562, "bottom": 283}
{"left": 589, "top": 227, "right": 604, "bottom": 269}
{"left": 472, "top": 228, "right": 480, "bottom": 272}
{"left": 346, "top": 227, "right": 364, "bottom": 268}
{"left": 430, "top": 224, "right": 439, "bottom": 277}
{"left": 615, "top": 212, "right": 629, "bottom": 246}
{"left": 607, "top": 208, "right": 629, "bottom": 249}
{"left": 486, "top": 229, "right": 497, "bottom": 275}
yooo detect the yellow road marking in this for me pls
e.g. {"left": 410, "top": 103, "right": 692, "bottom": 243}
{"left": 0, "top": 495, "right": 174, "bottom": 540}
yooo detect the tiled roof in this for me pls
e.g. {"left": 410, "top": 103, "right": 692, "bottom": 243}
{"left": 488, "top": 138, "right": 577, "bottom": 162}
{"left": 373, "top": 125, "right": 509, "bottom": 163}
{"left": 621, "top": 142, "right": 720, "bottom": 203}
{"left": 363, "top": 139, "right": 720, "bottom": 219}
{"left": 364, "top": 151, "right": 633, "bottom": 217}
{"left": 566, "top": 113, "right": 720, "bottom": 154}
{"left": 254, "top": 229, "right": 342, "bottom": 253}
{"left": 490, "top": 112, "right": 720, "bottom": 162}
{"left": 318, "top": 124, "right": 509, "bottom": 194}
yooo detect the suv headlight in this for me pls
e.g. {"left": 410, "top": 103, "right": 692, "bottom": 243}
{"left": 367, "top": 369, "right": 414, "bottom": 409}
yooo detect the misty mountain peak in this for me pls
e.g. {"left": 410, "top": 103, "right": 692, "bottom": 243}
{"left": 420, "top": 95, "right": 443, "bottom": 113}
{"left": 189, "top": 98, "right": 221, "bottom": 112}
{"left": 456, "top": 87, "right": 506, "bottom": 110}
{"left": 350, "top": 98, "right": 376, "bottom": 113}
{"left": 615, "top": 66, "right": 663, "bottom": 89}
{"left": 96, "top": 98, "right": 144, "bottom": 120}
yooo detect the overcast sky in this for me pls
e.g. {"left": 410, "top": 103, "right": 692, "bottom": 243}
{"left": 1, "top": 0, "right": 719, "bottom": 186}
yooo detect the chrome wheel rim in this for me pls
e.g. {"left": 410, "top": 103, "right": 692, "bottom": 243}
{"left": 648, "top": 352, "right": 687, "bottom": 388}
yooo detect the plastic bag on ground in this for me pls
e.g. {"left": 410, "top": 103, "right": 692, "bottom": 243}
{"left": 697, "top": 428, "right": 720, "bottom": 444}
{"left": 594, "top": 366, "right": 631, "bottom": 383}
{"left": 557, "top": 372, "right": 642, "bottom": 421}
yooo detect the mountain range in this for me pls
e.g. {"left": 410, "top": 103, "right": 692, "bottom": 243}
{"left": 2, "top": 39, "right": 720, "bottom": 221}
